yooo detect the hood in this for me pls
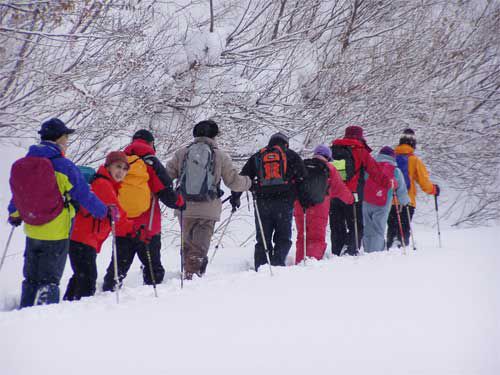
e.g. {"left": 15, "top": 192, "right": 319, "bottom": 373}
{"left": 193, "top": 136, "right": 218, "bottom": 149}
{"left": 26, "top": 141, "right": 62, "bottom": 159}
{"left": 376, "top": 153, "right": 397, "bottom": 166}
{"left": 96, "top": 165, "right": 122, "bottom": 191}
{"left": 395, "top": 144, "right": 415, "bottom": 155}
{"left": 124, "top": 139, "right": 155, "bottom": 157}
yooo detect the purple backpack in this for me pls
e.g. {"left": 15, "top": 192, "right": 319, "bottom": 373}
{"left": 10, "top": 157, "right": 65, "bottom": 225}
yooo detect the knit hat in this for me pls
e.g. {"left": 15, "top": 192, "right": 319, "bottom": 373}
{"left": 193, "top": 120, "right": 219, "bottom": 138}
{"left": 105, "top": 151, "right": 130, "bottom": 169}
{"left": 132, "top": 129, "right": 155, "bottom": 143}
{"left": 268, "top": 132, "right": 289, "bottom": 147}
{"left": 379, "top": 146, "right": 395, "bottom": 159}
{"left": 344, "top": 125, "right": 365, "bottom": 141}
{"left": 313, "top": 144, "right": 332, "bottom": 161}
{"left": 38, "top": 118, "right": 75, "bottom": 141}
{"left": 399, "top": 128, "right": 416, "bottom": 148}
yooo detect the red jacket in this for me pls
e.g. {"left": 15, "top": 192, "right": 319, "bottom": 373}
{"left": 122, "top": 140, "right": 167, "bottom": 236}
{"left": 294, "top": 156, "right": 354, "bottom": 263}
{"left": 331, "top": 138, "right": 392, "bottom": 193}
{"left": 71, "top": 166, "right": 134, "bottom": 253}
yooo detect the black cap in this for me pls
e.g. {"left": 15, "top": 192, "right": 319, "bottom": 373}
{"left": 268, "top": 132, "right": 289, "bottom": 147}
{"left": 132, "top": 129, "right": 155, "bottom": 143}
{"left": 38, "top": 118, "right": 75, "bottom": 141}
{"left": 399, "top": 128, "right": 417, "bottom": 148}
{"left": 193, "top": 120, "right": 219, "bottom": 138}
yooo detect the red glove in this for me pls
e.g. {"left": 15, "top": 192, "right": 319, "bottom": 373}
{"left": 175, "top": 193, "right": 186, "bottom": 211}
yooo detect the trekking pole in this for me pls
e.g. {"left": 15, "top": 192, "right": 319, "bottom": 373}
{"left": 110, "top": 217, "right": 120, "bottom": 304}
{"left": 406, "top": 206, "right": 416, "bottom": 251}
{"left": 0, "top": 226, "right": 15, "bottom": 274}
{"left": 352, "top": 194, "right": 359, "bottom": 253}
{"left": 252, "top": 194, "right": 273, "bottom": 276}
{"left": 303, "top": 207, "right": 307, "bottom": 266}
{"left": 434, "top": 195, "right": 442, "bottom": 248}
{"left": 393, "top": 195, "right": 407, "bottom": 255}
{"left": 145, "top": 197, "right": 158, "bottom": 297}
{"left": 210, "top": 207, "right": 235, "bottom": 264}
{"left": 180, "top": 210, "right": 184, "bottom": 289}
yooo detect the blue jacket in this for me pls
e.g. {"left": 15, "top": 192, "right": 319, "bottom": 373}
{"left": 8, "top": 141, "right": 107, "bottom": 240}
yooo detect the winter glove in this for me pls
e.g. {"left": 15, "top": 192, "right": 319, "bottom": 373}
{"left": 136, "top": 225, "right": 152, "bottom": 244}
{"left": 434, "top": 184, "right": 440, "bottom": 197}
{"left": 175, "top": 193, "right": 186, "bottom": 211}
{"left": 107, "top": 204, "right": 120, "bottom": 222}
{"left": 229, "top": 192, "right": 242, "bottom": 212}
{"left": 250, "top": 180, "right": 259, "bottom": 192}
{"left": 8, "top": 216, "right": 22, "bottom": 227}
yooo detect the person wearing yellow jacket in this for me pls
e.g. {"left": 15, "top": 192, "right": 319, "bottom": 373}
{"left": 386, "top": 129, "right": 440, "bottom": 249}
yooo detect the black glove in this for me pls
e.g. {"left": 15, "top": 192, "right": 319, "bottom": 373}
{"left": 434, "top": 184, "right": 440, "bottom": 197}
{"left": 230, "top": 192, "right": 242, "bottom": 212}
{"left": 8, "top": 216, "right": 22, "bottom": 227}
{"left": 250, "top": 180, "right": 259, "bottom": 192}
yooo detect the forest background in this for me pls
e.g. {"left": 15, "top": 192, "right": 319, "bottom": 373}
{"left": 1, "top": 0, "right": 499, "bottom": 226}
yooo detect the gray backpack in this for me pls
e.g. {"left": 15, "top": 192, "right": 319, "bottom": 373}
{"left": 180, "top": 142, "right": 217, "bottom": 201}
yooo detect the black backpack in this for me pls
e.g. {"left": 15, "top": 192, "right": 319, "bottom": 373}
{"left": 297, "top": 158, "right": 330, "bottom": 208}
{"left": 331, "top": 144, "right": 356, "bottom": 182}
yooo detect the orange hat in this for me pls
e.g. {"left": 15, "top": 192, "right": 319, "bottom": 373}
{"left": 105, "top": 151, "right": 129, "bottom": 169}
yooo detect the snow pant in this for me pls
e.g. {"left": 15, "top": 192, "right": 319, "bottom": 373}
{"left": 20, "top": 237, "right": 69, "bottom": 308}
{"left": 102, "top": 234, "right": 164, "bottom": 291}
{"left": 362, "top": 203, "right": 391, "bottom": 253}
{"left": 254, "top": 198, "right": 294, "bottom": 271}
{"left": 329, "top": 198, "right": 363, "bottom": 256}
{"left": 294, "top": 198, "right": 330, "bottom": 264}
{"left": 63, "top": 241, "right": 97, "bottom": 301}
{"left": 387, "top": 205, "right": 415, "bottom": 249}
{"left": 180, "top": 217, "right": 215, "bottom": 279}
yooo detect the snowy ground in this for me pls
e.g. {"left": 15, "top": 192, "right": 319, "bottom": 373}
{"left": 0, "top": 146, "right": 499, "bottom": 375}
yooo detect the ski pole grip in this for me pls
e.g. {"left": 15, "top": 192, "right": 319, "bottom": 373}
{"left": 434, "top": 195, "right": 439, "bottom": 211}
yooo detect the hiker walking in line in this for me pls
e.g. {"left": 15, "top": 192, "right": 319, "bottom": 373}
{"left": 387, "top": 129, "right": 440, "bottom": 249}
{"left": 330, "top": 125, "right": 393, "bottom": 256}
{"left": 166, "top": 120, "right": 251, "bottom": 279}
{"left": 363, "top": 147, "right": 409, "bottom": 253}
{"left": 239, "top": 132, "right": 307, "bottom": 271}
{"left": 102, "top": 130, "right": 185, "bottom": 291}
{"left": 294, "top": 145, "right": 353, "bottom": 263}
{"left": 64, "top": 152, "right": 134, "bottom": 301}
{"left": 8, "top": 118, "right": 107, "bottom": 308}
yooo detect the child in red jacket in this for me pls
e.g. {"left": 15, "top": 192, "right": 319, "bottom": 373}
{"left": 64, "top": 152, "right": 134, "bottom": 301}
{"left": 294, "top": 145, "right": 354, "bottom": 263}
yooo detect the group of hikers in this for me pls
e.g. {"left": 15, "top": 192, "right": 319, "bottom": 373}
{"left": 5, "top": 118, "right": 439, "bottom": 308}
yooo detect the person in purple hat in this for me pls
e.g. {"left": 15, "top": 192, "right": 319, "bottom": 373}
{"left": 362, "top": 146, "right": 409, "bottom": 252}
{"left": 293, "top": 145, "right": 353, "bottom": 263}
{"left": 329, "top": 125, "right": 393, "bottom": 255}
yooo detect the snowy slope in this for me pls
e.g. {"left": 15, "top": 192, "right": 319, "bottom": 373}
{"left": 0, "top": 146, "right": 499, "bottom": 375}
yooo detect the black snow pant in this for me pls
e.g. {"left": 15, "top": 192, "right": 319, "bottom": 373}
{"left": 329, "top": 198, "right": 363, "bottom": 256}
{"left": 63, "top": 241, "right": 97, "bottom": 301}
{"left": 387, "top": 205, "right": 415, "bottom": 249}
{"left": 102, "top": 234, "right": 164, "bottom": 291}
{"left": 254, "top": 198, "right": 294, "bottom": 271}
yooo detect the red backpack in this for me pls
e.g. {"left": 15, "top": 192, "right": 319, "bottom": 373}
{"left": 10, "top": 157, "right": 65, "bottom": 225}
{"left": 364, "top": 162, "right": 396, "bottom": 206}
{"left": 256, "top": 145, "right": 288, "bottom": 187}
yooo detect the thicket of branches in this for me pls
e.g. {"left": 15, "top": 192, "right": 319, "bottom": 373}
{"left": 1, "top": 0, "right": 499, "bottom": 226}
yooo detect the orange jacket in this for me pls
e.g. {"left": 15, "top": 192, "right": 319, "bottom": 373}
{"left": 71, "top": 166, "right": 134, "bottom": 252}
{"left": 394, "top": 144, "right": 437, "bottom": 207}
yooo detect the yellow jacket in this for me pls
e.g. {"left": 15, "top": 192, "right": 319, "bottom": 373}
{"left": 394, "top": 144, "right": 437, "bottom": 207}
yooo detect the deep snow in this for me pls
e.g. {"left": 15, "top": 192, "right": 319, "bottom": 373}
{"left": 0, "top": 145, "right": 499, "bottom": 375}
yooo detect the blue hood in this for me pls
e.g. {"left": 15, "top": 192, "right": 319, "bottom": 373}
{"left": 376, "top": 153, "right": 396, "bottom": 166}
{"left": 26, "top": 141, "right": 62, "bottom": 159}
